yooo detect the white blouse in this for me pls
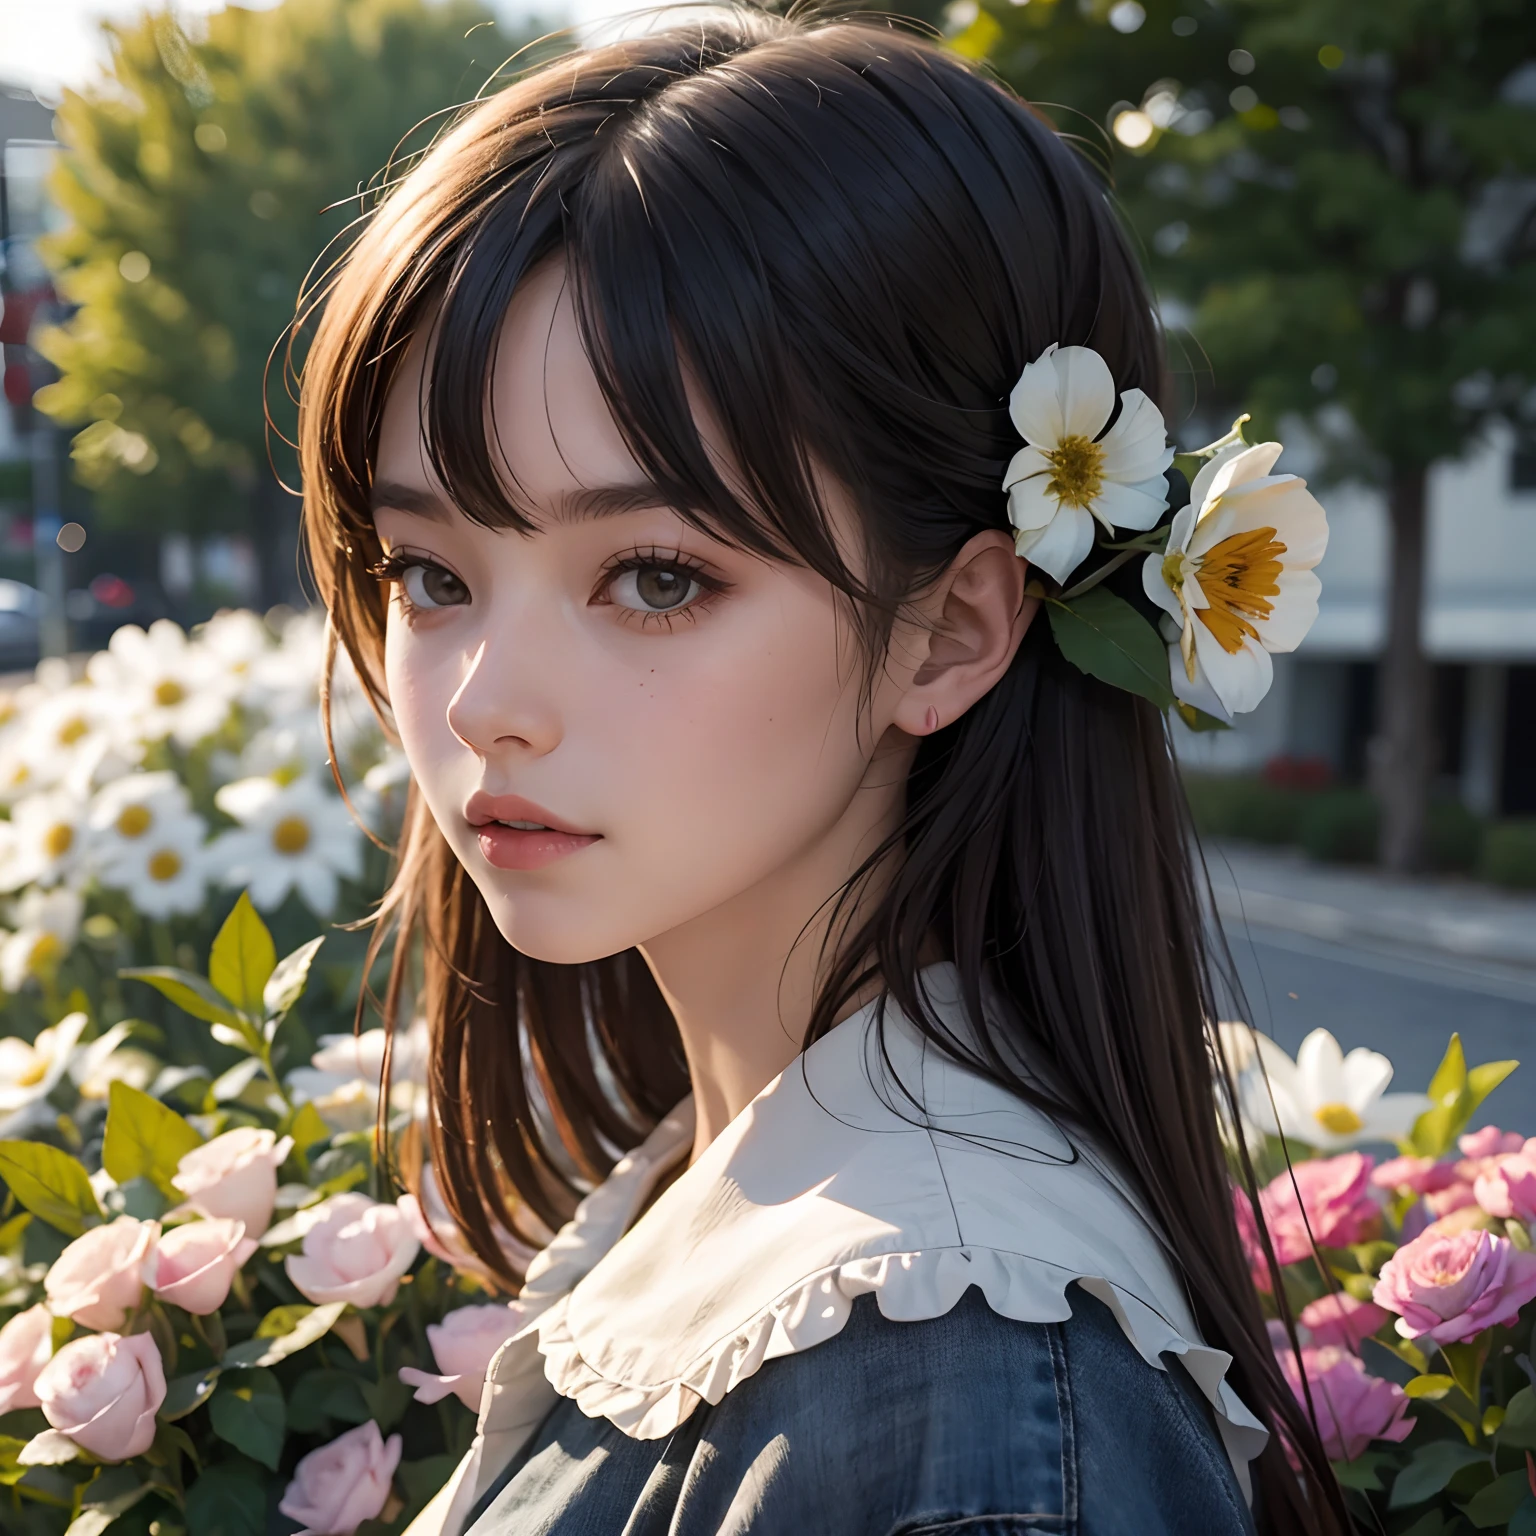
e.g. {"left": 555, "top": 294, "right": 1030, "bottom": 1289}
{"left": 407, "top": 965, "right": 1266, "bottom": 1536}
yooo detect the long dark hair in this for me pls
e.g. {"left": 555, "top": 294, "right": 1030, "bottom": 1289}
{"left": 298, "top": 11, "right": 1345, "bottom": 1531}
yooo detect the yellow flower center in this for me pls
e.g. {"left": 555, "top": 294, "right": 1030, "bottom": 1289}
{"left": 43, "top": 823, "right": 74, "bottom": 860}
{"left": 13, "top": 1048, "right": 47, "bottom": 1086}
{"left": 116, "top": 804, "right": 153, "bottom": 838}
{"left": 1194, "top": 526, "right": 1285, "bottom": 655}
{"left": 272, "top": 816, "right": 311, "bottom": 855}
{"left": 1044, "top": 434, "right": 1106, "bottom": 510}
{"left": 154, "top": 678, "right": 186, "bottom": 706}
{"left": 1314, "top": 1102, "right": 1364, "bottom": 1135}
{"left": 27, "top": 933, "right": 63, "bottom": 976}
{"left": 7, "top": 764, "right": 28, "bottom": 788}
{"left": 57, "top": 716, "right": 90, "bottom": 746}
{"left": 147, "top": 849, "right": 183, "bottom": 882}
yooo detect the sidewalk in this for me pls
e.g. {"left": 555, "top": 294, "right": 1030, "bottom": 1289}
{"left": 1204, "top": 841, "right": 1536, "bottom": 972}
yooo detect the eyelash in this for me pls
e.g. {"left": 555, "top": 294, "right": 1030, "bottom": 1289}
{"left": 368, "top": 547, "right": 730, "bottom": 630}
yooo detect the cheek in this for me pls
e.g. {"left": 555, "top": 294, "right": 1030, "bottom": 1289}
{"left": 382, "top": 612, "right": 462, "bottom": 787}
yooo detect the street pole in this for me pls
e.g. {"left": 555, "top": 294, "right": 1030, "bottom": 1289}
{"left": 31, "top": 425, "right": 65, "bottom": 658}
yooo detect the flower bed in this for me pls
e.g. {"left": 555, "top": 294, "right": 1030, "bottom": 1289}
{"left": 1, "top": 614, "right": 1534, "bottom": 1532}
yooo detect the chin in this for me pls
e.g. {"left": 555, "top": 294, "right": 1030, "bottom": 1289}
{"left": 476, "top": 888, "right": 645, "bottom": 967}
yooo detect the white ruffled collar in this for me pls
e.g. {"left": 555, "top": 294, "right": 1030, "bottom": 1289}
{"left": 411, "top": 966, "right": 1266, "bottom": 1536}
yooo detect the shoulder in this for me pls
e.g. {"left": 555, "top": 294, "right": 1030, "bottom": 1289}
{"left": 687, "top": 1285, "right": 1253, "bottom": 1536}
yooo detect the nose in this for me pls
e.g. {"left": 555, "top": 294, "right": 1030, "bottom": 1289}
{"left": 445, "top": 635, "right": 562, "bottom": 760}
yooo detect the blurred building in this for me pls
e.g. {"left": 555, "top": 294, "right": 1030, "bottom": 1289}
{"left": 1175, "top": 426, "right": 1536, "bottom": 816}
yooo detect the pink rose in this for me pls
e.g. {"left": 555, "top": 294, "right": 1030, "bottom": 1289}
{"left": 172, "top": 1127, "right": 293, "bottom": 1237}
{"left": 1299, "top": 1292, "right": 1391, "bottom": 1351}
{"left": 1460, "top": 1127, "right": 1524, "bottom": 1160}
{"left": 285, "top": 1193, "right": 419, "bottom": 1308}
{"left": 397, "top": 1163, "right": 537, "bottom": 1285}
{"left": 0, "top": 1304, "right": 54, "bottom": 1412}
{"left": 399, "top": 1302, "right": 520, "bottom": 1410}
{"left": 44, "top": 1216, "right": 158, "bottom": 1331}
{"left": 34, "top": 1332, "right": 165, "bottom": 1461}
{"left": 279, "top": 1420, "right": 402, "bottom": 1535}
{"left": 1474, "top": 1153, "right": 1536, "bottom": 1222}
{"left": 1374, "top": 1227, "right": 1536, "bottom": 1345}
{"left": 1232, "top": 1188, "right": 1272, "bottom": 1292}
{"left": 148, "top": 1219, "right": 258, "bottom": 1314}
{"left": 1259, "top": 1153, "right": 1380, "bottom": 1265}
{"left": 1276, "top": 1342, "right": 1412, "bottom": 1461}
{"left": 1371, "top": 1156, "right": 1458, "bottom": 1196}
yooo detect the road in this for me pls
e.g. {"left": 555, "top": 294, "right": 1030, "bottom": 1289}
{"left": 1218, "top": 923, "right": 1536, "bottom": 1134}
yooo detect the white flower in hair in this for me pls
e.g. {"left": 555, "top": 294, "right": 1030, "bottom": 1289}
{"left": 1142, "top": 440, "right": 1327, "bottom": 720}
{"left": 1002, "top": 343, "right": 1174, "bottom": 584}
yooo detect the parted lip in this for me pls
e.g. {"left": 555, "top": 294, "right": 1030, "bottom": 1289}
{"left": 463, "top": 791, "right": 596, "bottom": 837}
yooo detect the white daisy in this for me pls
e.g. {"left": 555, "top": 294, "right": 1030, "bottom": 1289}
{"left": 209, "top": 775, "right": 363, "bottom": 916}
{"left": 85, "top": 619, "right": 238, "bottom": 748}
{"left": 0, "top": 1010, "right": 88, "bottom": 1114}
{"left": 1003, "top": 343, "right": 1174, "bottom": 584}
{"left": 0, "top": 789, "right": 92, "bottom": 891}
{"left": 0, "top": 888, "right": 84, "bottom": 993}
{"left": 98, "top": 812, "right": 210, "bottom": 920}
{"left": 1232, "top": 1026, "right": 1431, "bottom": 1152}
{"left": 1142, "top": 441, "right": 1328, "bottom": 719}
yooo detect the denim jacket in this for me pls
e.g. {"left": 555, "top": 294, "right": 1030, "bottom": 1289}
{"left": 404, "top": 967, "right": 1266, "bottom": 1536}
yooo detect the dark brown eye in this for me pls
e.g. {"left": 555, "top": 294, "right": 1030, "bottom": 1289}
{"left": 614, "top": 564, "right": 700, "bottom": 613}
{"left": 402, "top": 562, "right": 469, "bottom": 609}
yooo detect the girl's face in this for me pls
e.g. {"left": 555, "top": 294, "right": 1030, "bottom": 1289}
{"left": 373, "top": 261, "right": 922, "bottom": 965}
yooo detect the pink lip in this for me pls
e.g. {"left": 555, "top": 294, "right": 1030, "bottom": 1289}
{"left": 463, "top": 792, "right": 601, "bottom": 873}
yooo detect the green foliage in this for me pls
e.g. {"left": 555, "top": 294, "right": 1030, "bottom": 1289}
{"left": 1410, "top": 1034, "right": 1518, "bottom": 1158}
{"left": 0, "top": 1141, "right": 103, "bottom": 1237}
{"left": 222, "top": 1301, "right": 347, "bottom": 1369}
{"left": 1480, "top": 821, "right": 1536, "bottom": 890}
{"left": 101, "top": 1080, "right": 203, "bottom": 1197}
{"left": 208, "top": 1370, "right": 285, "bottom": 1471}
{"left": 208, "top": 893, "right": 275, "bottom": 1017}
{"left": 975, "top": 0, "right": 1536, "bottom": 479}
{"left": 1297, "top": 787, "right": 1378, "bottom": 864}
{"left": 1046, "top": 587, "right": 1175, "bottom": 707}
{"left": 34, "top": 0, "right": 540, "bottom": 582}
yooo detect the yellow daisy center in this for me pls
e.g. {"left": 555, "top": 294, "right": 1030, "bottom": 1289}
{"left": 1044, "top": 434, "right": 1105, "bottom": 510}
{"left": 155, "top": 678, "right": 186, "bottom": 706}
{"left": 116, "top": 804, "right": 153, "bottom": 838}
{"left": 147, "top": 849, "right": 183, "bottom": 882}
{"left": 1314, "top": 1102, "right": 1364, "bottom": 1136}
{"left": 27, "top": 933, "right": 63, "bottom": 975}
{"left": 272, "top": 816, "right": 311, "bottom": 855}
{"left": 43, "top": 823, "right": 74, "bottom": 860}
{"left": 1194, "top": 526, "right": 1285, "bottom": 654}
{"left": 57, "top": 716, "right": 90, "bottom": 746}
{"left": 14, "top": 1049, "right": 47, "bottom": 1086}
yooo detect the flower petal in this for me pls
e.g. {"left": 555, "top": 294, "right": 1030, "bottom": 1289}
{"left": 1168, "top": 640, "right": 1232, "bottom": 721}
{"left": 1142, "top": 552, "right": 1182, "bottom": 624}
{"left": 1295, "top": 1030, "right": 1348, "bottom": 1108}
{"left": 1089, "top": 476, "right": 1168, "bottom": 533}
{"left": 1014, "top": 504, "right": 1095, "bottom": 585}
{"left": 1190, "top": 619, "right": 1273, "bottom": 716}
{"left": 1260, "top": 569, "right": 1322, "bottom": 653}
{"left": 1339, "top": 1046, "right": 1394, "bottom": 1110}
{"left": 1008, "top": 344, "right": 1066, "bottom": 446}
{"left": 1006, "top": 473, "right": 1060, "bottom": 534}
{"left": 1364, "top": 1094, "right": 1435, "bottom": 1141}
{"left": 1191, "top": 440, "right": 1284, "bottom": 517}
{"left": 1002, "top": 445, "right": 1052, "bottom": 493}
{"left": 1051, "top": 346, "right": 1116, "bottom": 439}
{"left": 1097, "top": 389, "right": 1175, "bottom": 485}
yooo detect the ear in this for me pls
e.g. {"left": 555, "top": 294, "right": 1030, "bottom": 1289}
{"left": 891, "top": 530, "right": 1038, "bottom": 737}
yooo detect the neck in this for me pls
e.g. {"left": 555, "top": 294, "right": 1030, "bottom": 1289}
{"left": 640, "top": 732, "right": 913, "bottom": 1164}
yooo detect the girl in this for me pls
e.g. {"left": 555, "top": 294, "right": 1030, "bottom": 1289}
{"left": 299, "top": 10, "right": 1340, "bottom": 1533}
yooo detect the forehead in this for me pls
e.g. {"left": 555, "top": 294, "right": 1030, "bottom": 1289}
{"left": 374, "top": 258, "right": 647, "bottom": 511}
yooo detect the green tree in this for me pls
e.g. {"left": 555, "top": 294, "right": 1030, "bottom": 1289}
{"left": 36, "top": 0, "right": 539, "bottom": 607}
{"left": 961, "top": 0, "right": 1536, "bottom": 870}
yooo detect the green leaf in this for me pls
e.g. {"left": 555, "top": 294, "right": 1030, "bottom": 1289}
{"left": 65, "top": 1468, "right": 152, "bottom": 1536}
{"left": 1441, "top": 1341, "right": 1486, "bottom": 1403}
{"left": 1428, "top": 1035, "right": 1468, "bottom": 1108}
{"left": 1501, "top": 1386, "right": 1536, "bottom": 1448}
{"left": 0, "top": 1141, "right": 103, "bottom": 1237}
{"left": 159, "top": 1367, "right": 221, "bottom": 1421}
{"left": 208, "top": 1368, "right": 284, "bottom": 1472}
{"left": 1331, "top": 1449, "right": 1389, "bottom": 1490}
{"left": 263, "top": 936, "right": 325, "bottom": 1022}
{"left": 1404, "top": 1374, "right": 1456, "bottom": 1400}
{"left": 182, "top": 1462, "right": 265, "bottom": 1536}
{"left": 222, "top": 1301, "right": 346, "bottom": 1369}
{"left": 121, "top": 968, "right": 243, "bottom": 1030}
{"left": 1389, "top": 1442, "right": 1488, "bottom": 1508}
{"left": 287, "top": 1100, "right": 330, "bottom": 1158}
{"left": 1465, "top": 1469, "right": 1531, "bottom": 1527}
{"left": 1173, "top": 701, "right": 1230, "bottom": 732}
{"left": 286, "top": 1367, "right": 372, "bottom": 1432}
{"left": 1046, "top": 588, "right": 1175, "bottom": 708}
{"left": 101, "top": 1081, "right": 202, "bottom": 1198}
{"left": 1468, "top": 1059, "right": 1519, "bottom": 1114}
{"left": 1511, "top": 1498, "right": 1536, "bottom": 1536}
{"left": 209, "top": 894, "right": 277, "bottom": 1017}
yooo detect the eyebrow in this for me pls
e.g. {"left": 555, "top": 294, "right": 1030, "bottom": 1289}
{"left": 368, "top": 479, "right": 672, "bottom": 524}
